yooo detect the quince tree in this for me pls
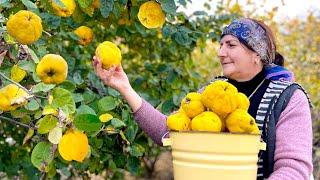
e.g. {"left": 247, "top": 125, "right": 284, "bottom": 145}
{"left": 0, "top": 0, "right": 234, "bottom": 178}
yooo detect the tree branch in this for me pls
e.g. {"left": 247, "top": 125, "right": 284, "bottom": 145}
{"left": 0, "top": 72, "right": 32, "bottom": 94}
{"left": 0, "top": 115, "right": 31, "bottom": 129}
{"left": 0, "top": 72, "right": 44, "bottom": 109}
{"left": 42, "top": 30, "right": 52, "bottom": 37}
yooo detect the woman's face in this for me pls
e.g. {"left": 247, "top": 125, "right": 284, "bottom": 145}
{"left": 218, "top": 35, "right": 262, "bottom": 81}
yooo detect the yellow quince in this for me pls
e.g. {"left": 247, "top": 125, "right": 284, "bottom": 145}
{"left": 180, "top": 92, "right": 205, "bottom": 118}
{"left": 225, "top": 109, "right": 258, "bottom": 134}
{"left": 36, "top": 54, "right": 68, "bottom": 84}
{"left": 6, "top": 10, "right": 42, "bottom": 45}
{"left": 191, "top": 111, "right": 222, "bottom": 132}
{"left": 167, "top": 111, "right": 191, "bottom": 131}
{"left": 0, "top": 84, "right": 29, "bottom": 111}
{"left": 137, "top": 1, "right": 166, "bottom": 29}
{"left": 58, "top": 129, "right": 89, "bottom": 162}
{"left": 236, "top": 92, "right": 250, "bottom": 111}
{"left": 51, "top": 0, "right": 76, "bottom": 17}
{"left": 201, "top": 80, "right": 238, "bottom": 118}
{"left": 95, "top": 41, "right": 122, "bottom": 69}
{"left": 251, "top": 124, "right": 260, "bottom": 135}
{"left": 74, "top": 26, "right": 93, "bottom": 45}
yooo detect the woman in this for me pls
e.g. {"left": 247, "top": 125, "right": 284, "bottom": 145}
{"left": 93, "top": 18, "right": 313, "bottom": 179}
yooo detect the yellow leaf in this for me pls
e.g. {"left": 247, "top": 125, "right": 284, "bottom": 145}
{"left": 99, "top": 113, "right": 113, "bottom": 123}
{"left": 48, "top": 95, "right": 53, "bottom": 104}
{"left": 120, "top": 130, "right": 130, "bottom": 145}
{"left": 48, "top": 127, "right": 62, "bottom": 144}
{"left": 23, "top": 128, "right": 34, "bottom": 145}
{"left": 11, "top": 64, "right": 27, "bottom": 83}
{"left": 42, "top": 106, "right": 58, "bottom": 116}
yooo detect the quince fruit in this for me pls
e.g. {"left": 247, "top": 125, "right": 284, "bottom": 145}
{"left": 74, "top": 26, "right": 93, "bottom": 45}
{"left": 137, "top": 1, "right": 165, "bottom": 29}
{"left": 95, "top": 41, "right": 122, "bottom": 69}
{"left": 6, "top": 10, "right": 42, "bottom": 44}
{"left": 0, "top": 84, "right": 29, "bottom": 111}
{"left": 51, "top": 0, "right": 76, "bottom": 17}
{"left": 58, "top": 129, "right": 89, "bottom": 162}
{"left": 226, "top": 109, "right": 258, "bottom": 134}
{"left": 236, "top": 92, "right": 250, "bottom": 111}
{"left": 36, "top": 54, "right": 68, "bottom": 84}
{"left": 191, "top": 111, "right": 222, "bottom": 132}
{"left": 167, "top": 111, "right": 191, "bottom": 131}
{"left": 201, "top": 80, "right": 238, "bottom": 118}
{"left": 180, "top": 92, "right": 205, "bottom": 118}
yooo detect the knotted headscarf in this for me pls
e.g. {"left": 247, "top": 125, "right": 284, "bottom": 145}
{"left": 221, "top": 18, "right": 274, "bottom": 64}
{"left": 221, "top": 18, "right": 294, "bottom": 82}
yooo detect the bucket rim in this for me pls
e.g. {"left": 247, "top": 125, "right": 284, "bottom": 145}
{"left": 168, "top": 130, "right": 261, "bottom": 137}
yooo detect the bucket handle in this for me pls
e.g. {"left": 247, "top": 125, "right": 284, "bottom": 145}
{"left": 162, "top": 138, "right": 172, "bottom": 146}
{"left": 259, "top": 141, "right": 266, "bottom": 151}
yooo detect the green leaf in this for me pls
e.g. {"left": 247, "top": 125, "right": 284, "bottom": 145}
{"left": 100, "top": 0, "right": 114, "bottom": 18}
{"left": 128, "top": 143, "right": 145, "bottom": 157}
{"left": 37, "top": 115, "right": 58, "bottom": 134}
{"left": 83, "top": 89, "right": 97, "bottom": 104}
{"left": 0, "top": 0, "right": 10, "bottom": 8}
{"left": 126, "top": 157, "right": 140, "bottom": 175}
{"left": 32, "top": 83, "right": 55, "bottom": 93}
{"left": 25, "top": 99, "right": 40, "bottom": 111}
{"left": 178, "top": 0, "right": 187, "bottom": 7}
{"left": 51, "top": 87, "right": 76, "bottom": 115}
{"left": 74, "top": 114, "right": 102, "bottom": 132}
{"left": 21, "top": 0, "right": 38, "bottom": 10}
{"left": 40, "top": 12, "right": 61, "bottom": 29}
{"left": 17, "top": 60, "right": 35, "bottom": 72}
{"left": 113, "top": 153, "right": 126, "bottom": 168}
{"left": 73, "top": 71, "right": 84, "bottom": 85}
{"left": 125, "top": 125, "right": 138, "bottom": 143}
{"left": 193, "top": 11, "right": 207, "bottom": 16}
{"left": 77, "top": 0, "right": 93, "bottom": 8}
{"left": 76, "top": 105, "right": 96, "bottom": 115}
{"left": 134, "top": 22, "right": 147, "bottom": 36}
{"left": 173, "top": 27, "right": 192, "bottom": 46}
{"left": 160, "top": 0, "right": 176, "bottom": 15}
{"left": 161, "top": 99, "right": 175, "bottom": 115}
{"left": 162, "top": 24, "right": 177, "bottom": 39}
{"left": 173, "top": 92, "right": 185, "bottom": 106}
{"left": 111, "top": 118, "right": 126, "bottom": 128}
{"left": 58, "top": 80, "right": 76, "bottom": 92}
{"left": 107, "top": 87, "right": 120, "bottom": 97}
{"left": 98, "top": 96, "right": 118, "bottom": 112}
{"left": 10, "top": 108, "right": 28, "bottom": 118}
{"left": 31, "top": 142, "right": 54, "bottom": 172}
{"left": 73, "top": 93, "right": 84, "bottom": 103}
{"left": 28, "top": 48, "right": 39, "bottom": 63}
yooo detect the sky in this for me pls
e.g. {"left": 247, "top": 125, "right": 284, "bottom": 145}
{"left": 179, "top": 0, "right": 320, "bottom": 22}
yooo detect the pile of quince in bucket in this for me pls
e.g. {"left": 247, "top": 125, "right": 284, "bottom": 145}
{"left": 167, "top": 80, "right": 260, "bottom": 134}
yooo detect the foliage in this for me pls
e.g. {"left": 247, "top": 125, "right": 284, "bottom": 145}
{"left": 0, "top": 0, "right": 234, "bottom": 178}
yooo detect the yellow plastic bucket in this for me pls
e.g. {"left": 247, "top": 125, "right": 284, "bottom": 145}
{"left": 162, "top": 131, "right": 266, "bottom": 180}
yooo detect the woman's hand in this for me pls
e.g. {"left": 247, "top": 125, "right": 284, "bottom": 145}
{"left": 92, "top": 56, "right": 142, "bottom": 112}
{"left": 92, "top": 56, "right": 130, "bottom": 93}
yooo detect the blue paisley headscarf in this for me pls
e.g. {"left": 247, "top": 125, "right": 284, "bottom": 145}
{"left": 221, "top": 18, "right": 294, "bottom": 82}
